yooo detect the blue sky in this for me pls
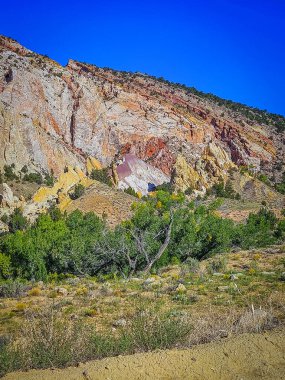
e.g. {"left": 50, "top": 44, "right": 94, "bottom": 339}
{"left": 1, "top": 0, "right": 285, "bottom": 115}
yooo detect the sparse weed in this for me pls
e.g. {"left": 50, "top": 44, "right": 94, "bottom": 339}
{"left": 207, "top": 255, "right": 228, "bottom": 274}
{"left": 28, "top": 287, "right": 41, "bottom": 297}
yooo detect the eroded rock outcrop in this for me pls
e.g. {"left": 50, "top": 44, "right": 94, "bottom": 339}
{"left": 116, "top": 154, "right": 170, "bottom": 195}
{"left": 0, "top": 35, "right": 284, "bottom": 193}
{"left": 0, "top": 183, "right": 26, "bottom": 217}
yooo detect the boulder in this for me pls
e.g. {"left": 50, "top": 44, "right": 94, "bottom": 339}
{"left": 0, "top": 183, "right": 18, "bottom": 207}
{"left": 113, "top": 318, "right": 127, "bottom": 327}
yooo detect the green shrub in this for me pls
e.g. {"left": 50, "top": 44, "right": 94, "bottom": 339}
{"left": 0, "top": 253, "right": 11, "bottom": 279}
{"left": 275, "top": 173, "right": 285, "bottom": 194}
{"left": 21, "top": 165, "right": 28, "bottom": 174}
{"left": 184, "top": 257, "right": 200, "bottom": 273}
{"left": 129, "top": 310, "right": 190, "bottom": 351}
{"left": 3, "top": 164, "right": 18, "bottom": 181}
{"left": 184, "top": 187, "right": 193, "bottom": 195}
{"left": 0, "top": 214, "right": 8, "bottom": 224}
{"left": 207, "top": 255, "right": 228, "bottom": 274}
{"left": 23, "top": 172, "right": 43, "bottom": 184}
{"left": 90, "top": 168, "right": 112, "bottom": 186}
{"left": 258, "top": 174, "right": 270, "bottom": 186}
{"left": 69, "top": 184, "right": 85, "bottom": 200}
{"left": 210, "top": 179, "right": 240, "bottom": 199}
{"left": 0, "top": 191, "right": 283, "bottom": 281}
{"left": 44, "top": 170, "right": 55, "bottom": 187}
{"left": 0, "top": 280, "right": 28, "bottom": 298}
{"left": 7, "top": 208, "right": 28, "bottom": 233}
{"left": 124, "top": 187, "right": 138, "bottom": 197}
{"left": 156, "top": 182, "right": 173, "bottom": 193}
{"left": 237, "top": 208, "right": 279, "bottom": 249}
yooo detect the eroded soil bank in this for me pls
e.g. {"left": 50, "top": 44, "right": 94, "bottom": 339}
{"left": 4, "top": 328, "right": 285, "bottom": 380}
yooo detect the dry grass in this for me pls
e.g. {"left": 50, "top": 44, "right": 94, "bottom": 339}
{"left": 0, "top": 247, "right": 284, "bottom": 376}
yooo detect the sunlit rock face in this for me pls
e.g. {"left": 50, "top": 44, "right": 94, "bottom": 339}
{"left": 116, "top": 154, "right": 170, "bottom": 195}
{"left": 0, "top": 35, "right": 284, "bottom": 190}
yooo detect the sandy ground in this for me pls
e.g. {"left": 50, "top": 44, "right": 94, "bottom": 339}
{"left": 4, "top": 328, "right": 285, "bottom": 380}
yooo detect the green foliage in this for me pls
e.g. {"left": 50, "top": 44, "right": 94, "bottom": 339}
{"left": 0, "top": 214, "right": 9, "bottom": 224}
{"left": 275, "top": 183, "right": 285, "bottom": 194}
{"left": 21, "top": 165, "right": 28, "bottom": 174}
{"left": 209, "top": 179, "right": 240, "bottom": 200}
{"left": 44, "top": 170, "right": 55, "bottom": 187}
{"left": 170, "top": 203, "right": 236, "bottom": 260}
{"left": 155, "top": 182, "right": 173, "bottom": 193}
{"left": 183, "top": 257, "right": 200, "bottom": 273}
{"left": 0, "top": 209, "right": 104, "bottom": 280}
{"left": 69, "top": 184, "right": 85, "bottom": 200}
{"left": 90, "top": 168, "right": 112, "bottom": 186}
{"left": 7, "top": 208, "right": 28, "bottom": 233}
{"left": 23, "top": 172, "right": 43, "bottom": 184}
{"left": 129, "top": 310, "right": 190, "bottom": 350}
{"left": 207, "top": 255, "right": 227, "bottom": 274}
{"left": 3, "top": 164, "right": 18, "bottom": 181}
{"left": 236, "top": 208, "right": 279, "bottom": 249}
{"left": 239, "top": 165, "right": 254, "bottom": 176}
{"left": 48, "top": 204, "right": 63, "bottom": 221}
{"left": 0, "top": 280, "right": 28, "bottom": 298}
{"left": 184, "top": 187, "right": 194, "bottom": 196}
{"left": 124, "top": 187, "right": 138, "bottom": 197}
{"left": 258, "top": 174, "right": 270, "bottom": 186}
{"left": 0, "top": 191, "right": 283, "bottom": 281}
{"left": 0, "top": 253, "right": 11, "bottom": 278}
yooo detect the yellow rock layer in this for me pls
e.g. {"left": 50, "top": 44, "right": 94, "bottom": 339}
{"left": 86, "top": 156, "right": 102, "bottom": 175}
{"left": 173, "top": 155, "right": 202, "bottom": 192}
{"left": 33, "top": 166, "right": 93, "bottom": 205}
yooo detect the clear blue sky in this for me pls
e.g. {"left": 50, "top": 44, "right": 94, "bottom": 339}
{"left": 1, "top": 0, "right": 285, "bottom": 115}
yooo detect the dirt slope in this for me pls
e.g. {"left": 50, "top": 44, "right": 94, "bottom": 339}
{"left": 4, "top": 328, "right": 285, "bottom": 380}
{"left": 64, "top": 181, "right": 137, "bottom": 227}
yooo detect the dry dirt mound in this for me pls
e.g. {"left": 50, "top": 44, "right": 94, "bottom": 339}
{"left": 64, "top": 181, "right": 137, "bottom": 227}
{"left": 4, "top": 328, "right": 285, "bottom": 380}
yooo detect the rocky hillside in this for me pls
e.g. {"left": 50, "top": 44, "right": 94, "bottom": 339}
{"left": 1, "top": 35, "right": 284, "bottom": 193}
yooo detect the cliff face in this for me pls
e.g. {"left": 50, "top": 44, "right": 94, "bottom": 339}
{"left": 0, "top": 35, "right": 284, "bottom": 189}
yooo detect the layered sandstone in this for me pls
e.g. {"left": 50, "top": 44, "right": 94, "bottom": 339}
{"left": 0, "top": 35, "right": 284, "bottom": 193}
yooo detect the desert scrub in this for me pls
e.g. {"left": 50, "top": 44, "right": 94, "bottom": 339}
{"left": 0, "top": 280, "right": 29, "bottom": 298}
{"left": 28, "top": 287, "right": 41, "bottom": 296}
{"left": 127, "top": 309, "right": 191, "bottom": 351}
{"left": 0, "top": 306, "right": 191, "bottom": 376}
{"left": 207, "top": 255, "right": 228, "bottom": 274}
{"left": 14, "top": 302, "right": 27, "bottom": 312}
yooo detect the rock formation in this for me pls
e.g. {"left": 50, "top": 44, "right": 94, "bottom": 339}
{"left": 0, "top": 35, "right": 284, "bottom": 196}
{"left": 116, "top": 154, "right": 169, "bottom": 195}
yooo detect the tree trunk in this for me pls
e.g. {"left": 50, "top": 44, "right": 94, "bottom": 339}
{"left": 143, "top": 219, "right": 173, "bottom": 274}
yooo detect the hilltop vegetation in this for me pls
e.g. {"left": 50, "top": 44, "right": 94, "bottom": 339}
{"left": 94, "top": 66, "right": 285, "bottom": 133}
{"left": 157, "top": 77, "right": 285, "bottom": 133}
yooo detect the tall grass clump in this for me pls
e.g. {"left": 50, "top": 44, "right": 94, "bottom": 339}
{"left": 0, "top": 306, "right": 191, "bottom": 376}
